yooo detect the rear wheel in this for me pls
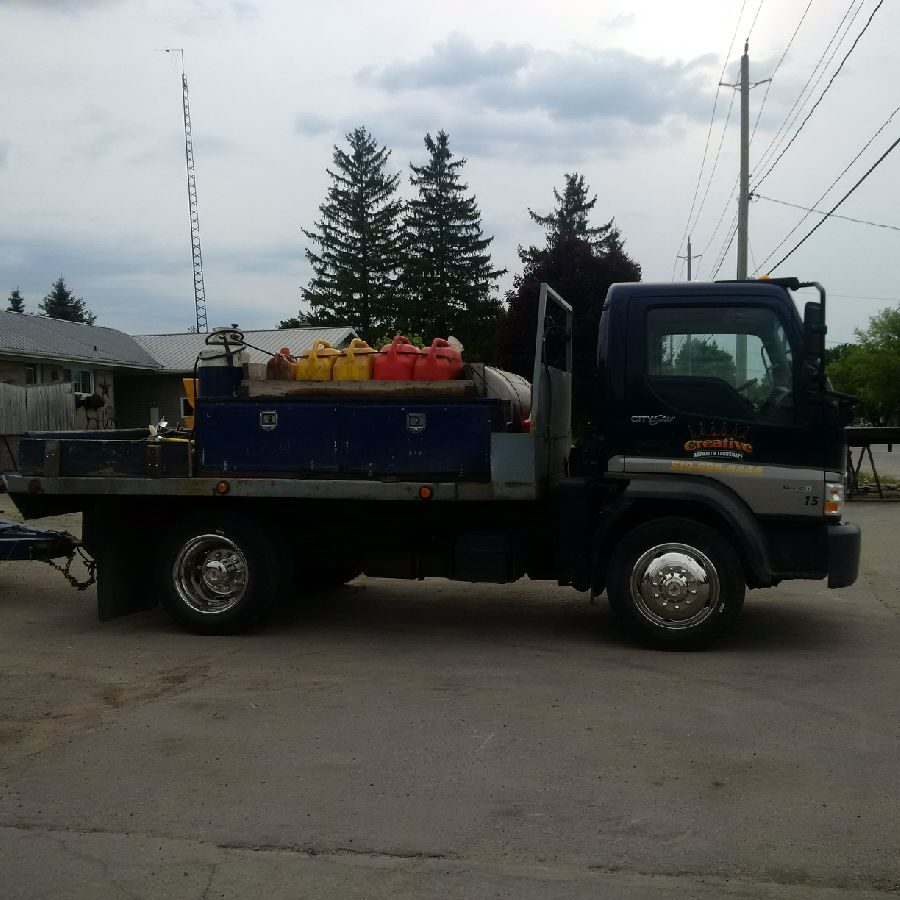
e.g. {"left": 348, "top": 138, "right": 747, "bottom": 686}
{"left": 159, "top": 512, "right": 283, "bottom": 634}
{"left": 606, "top": 517, "right": 745, "bottom": 650}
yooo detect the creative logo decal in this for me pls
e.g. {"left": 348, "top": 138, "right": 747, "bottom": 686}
{"left": 631, "top": 414, "right": 676, "bottom": 425}
{"left": 683, "top": 423, "right": 753, "bottom": 460}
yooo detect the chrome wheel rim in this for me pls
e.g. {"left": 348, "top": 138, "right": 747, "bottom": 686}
{"left": 629, "top": 543, "right": 719, "bottom": 630}
{"left": 173, "top": 534, "right": 248, "bottom": 615}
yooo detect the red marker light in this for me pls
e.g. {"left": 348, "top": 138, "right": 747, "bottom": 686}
{"left": 215, "top": 481, "right": 230, "bottom": 495}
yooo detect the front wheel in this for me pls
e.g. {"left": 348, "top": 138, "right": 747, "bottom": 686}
{"left": 606, "top": 517, "right": 745, "bottom": 650}
{"left": 158, "top": 512, "right": 284, "bottom": 634}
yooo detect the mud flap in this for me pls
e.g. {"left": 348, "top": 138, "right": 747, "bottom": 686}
{"left": 83, "top": 504, "right": 158, "bottom": 621}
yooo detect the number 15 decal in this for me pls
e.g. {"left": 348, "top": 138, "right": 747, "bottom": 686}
{"left": 804, "top": 495, "right": 820, "bottom": 506}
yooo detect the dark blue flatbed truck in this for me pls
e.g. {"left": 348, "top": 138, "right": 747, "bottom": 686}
{"left": 2, "top": 281, "right": 861, "bottom": 649}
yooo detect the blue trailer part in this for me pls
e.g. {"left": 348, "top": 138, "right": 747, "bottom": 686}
{"left": 0, "top": 518, "right": 79, "bottom": 561}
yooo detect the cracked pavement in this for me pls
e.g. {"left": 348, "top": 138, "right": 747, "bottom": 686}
{"left": 0, "top": 495, "right": 898, "bottom": 898}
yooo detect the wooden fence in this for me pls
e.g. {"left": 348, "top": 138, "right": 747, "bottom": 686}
{"left": 0, "top": 382, "right": 76, "bottom": 433}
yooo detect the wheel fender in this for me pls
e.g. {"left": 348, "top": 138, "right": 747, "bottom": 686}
{"left": 594, "top": 476, "right": 775, "bottom": 589}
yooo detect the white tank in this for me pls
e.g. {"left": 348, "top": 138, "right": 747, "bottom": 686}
{"left": 483, "top": 366, "right": 532, "bottom": 419}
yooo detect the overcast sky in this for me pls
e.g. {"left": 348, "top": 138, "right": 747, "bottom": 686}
{"left": 1, "top": 0, "right": 898, "bottom": 343}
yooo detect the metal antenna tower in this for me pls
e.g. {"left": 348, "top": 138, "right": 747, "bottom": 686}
{"left": 162, "top": 48, "right": 208, "bottom": 333}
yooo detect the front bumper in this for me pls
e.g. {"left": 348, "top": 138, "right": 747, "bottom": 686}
{"left": 826, "top": 521, "right": 861, "bottom": 588}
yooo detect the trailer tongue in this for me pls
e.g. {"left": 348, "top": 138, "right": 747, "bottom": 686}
{"left": 0, "top": 518, "right": 79, "bottom": 562}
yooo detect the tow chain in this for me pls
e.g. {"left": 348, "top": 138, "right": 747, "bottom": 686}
{"left": 41, "top": 546, "right": 97, "bottom": 591}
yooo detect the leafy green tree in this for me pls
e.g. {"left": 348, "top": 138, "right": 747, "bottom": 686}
{"left": 402, "top": 130, "right": 505, "bottom": 360}
{"left": 664, "top": 337, "right": 736, "bottom": 382}
{"left": 38, "top": 276, "right": 96, "bottom": 325}
{"left": 299, "top": 127, "right": 404, "bottom": 335}
{"left": 6, "top": 287, "right": 25, "bottom": 313}
{"left": 500, "top": 173, "right": 641, "bottom": 430}
{"left": 827, "top": 309, "right": 900, "bottom": 423}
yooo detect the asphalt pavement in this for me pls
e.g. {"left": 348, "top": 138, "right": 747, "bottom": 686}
{"left": 0, "top": 494, "right": 898, "bottom": 899}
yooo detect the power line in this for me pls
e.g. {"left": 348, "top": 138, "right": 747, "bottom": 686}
{"left": 747, "top": 0, "right": 767, "bottom": 38}
{"left": 753, "top": 193, "right": 900, "bottom": 232}
{"left": 697, "top": 176, "right": 739, "bottom": 269}
{"left": 766, "top": 131, "right": 900, "bottom": 273}
{"left": 749, "top": 0, "right": 815, "bottom": 145}
{"left": 671, "top": 0, "right": 749, "bottom": 278}
{"left": 753, "top": 100, "right": 900, "bottom": 272}
{"left": 694, "top": 1, "right": 813, "bottom": 276}
{"left": 687, "top": 78, "right": 739, "bottom": 256}
{"left": 831, "top": 292, "right": 900, "bottom": 302}
{"left": 750, "top": 0, "right": 862, "bottom": 182}
{"left": 753, "top": 0, "right": 885, "bottom": 191}
{"left": 711, "top": 214, "right": 739, "bottom": 278}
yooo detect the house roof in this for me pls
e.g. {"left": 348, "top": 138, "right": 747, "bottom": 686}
{"left": 0, "top": 310, "right": 160, "bottom": 370}
{"left": 133, "top": 326, "right": 357, "bottom": 373}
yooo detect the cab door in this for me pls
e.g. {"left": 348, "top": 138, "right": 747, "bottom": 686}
{"left": 621, "top": 295, "right": 825, "bottom": 515}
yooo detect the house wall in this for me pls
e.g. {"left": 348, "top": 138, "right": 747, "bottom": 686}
{"left": 0, "top": 357, "right": 119, "bottom": 429}
{"left": 115, "top": 373, "right": 187, "bottom": 428}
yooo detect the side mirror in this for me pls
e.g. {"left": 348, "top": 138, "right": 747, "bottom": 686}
{"left": 803, "top": 301, "right": 826, "bottom": 357}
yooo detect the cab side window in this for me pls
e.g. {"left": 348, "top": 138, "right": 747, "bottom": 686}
{"left": 646, "top": 306, "right": 794, "bottom": 423}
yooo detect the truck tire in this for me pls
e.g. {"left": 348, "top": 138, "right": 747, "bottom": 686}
{"left": 606, "top": 517, "right": 745, "bottom": 650}
{"left": 158, "top": 512, "right": 284, "bottom": 635}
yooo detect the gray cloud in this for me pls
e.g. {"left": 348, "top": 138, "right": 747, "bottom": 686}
{"left": 361, "top": 34, "right": 717, "bottom": 127}
{"left": 294, "top": 113, "right": 334, "bottom": 138}
{"left": 0, "top": 141, "right": 9, "bottom": 169}
{"left": 0, "top": 0, "right": 121, "bottom": 9}
{"left": 359, "top": 33, "right": 531, "bottom": 91}
{"left": 603, "top": 13, "right": 635, "bottom": 29}
{"left": 330, "top": 91, "right": 690, "bottom": 167}
{"left": 0, "top": 230, "right": 307, "bottom": 333}
{"left": 174, "top": 0, "right": 261, "bottom": 36}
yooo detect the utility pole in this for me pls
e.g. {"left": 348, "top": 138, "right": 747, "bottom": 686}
{"left": 677, "top": 235, "right": 701, "bottom": 281}
{"left": 737, "top": 41, "right": 750, "bottom": 281}
{"left": 719, "top": 41, "right": 769, "bottom": 280}
{"left": 720, "top": 41, "right": 768, "bottom": 380}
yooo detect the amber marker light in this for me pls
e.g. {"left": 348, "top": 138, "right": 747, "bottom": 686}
{"left": 418, "top": 485, "right": 433, "bottom": 500}
{"left": 215, "top": 481, "right": 230, "bottom": 495}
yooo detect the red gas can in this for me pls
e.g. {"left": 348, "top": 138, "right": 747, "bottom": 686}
{"left": 266, "top": 347, "right": 297, "bottom": 381}
{"left": 413, "top": 338, "right": 464, "bottom": 381}
{"left": 374, "top": 336, "right": 422, "bottom": 380}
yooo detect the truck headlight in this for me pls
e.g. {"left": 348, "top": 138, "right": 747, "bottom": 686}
{"left": 824, "top": 481, "right": 844, "bottom": 517}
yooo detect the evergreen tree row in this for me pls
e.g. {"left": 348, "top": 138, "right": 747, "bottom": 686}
{"left": 6, "top": 277, "right": 97, "bottom": 325}
{"left": 290, "top": 126, "right": 643, "bottom": 425}
{"left": 293, "top": 127, "right": 505, "bottom": 359}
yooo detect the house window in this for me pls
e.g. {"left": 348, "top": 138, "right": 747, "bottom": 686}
{"left": 180, "top": 396, "right": 195, "bottom": 417}
{"left": 65, "top": 369, "right": 93, "bottom": 393}
{"left": 24, "top": 365, "right": 36, "bottom": 385}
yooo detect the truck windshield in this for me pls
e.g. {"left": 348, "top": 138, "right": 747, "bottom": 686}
{"left": 647, "top": 305, "right": 794, "bottom": 421}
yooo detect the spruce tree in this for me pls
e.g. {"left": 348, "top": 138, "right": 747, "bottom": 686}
{"left": 6, "top": 287, "right": 25, "bottom": 313}
{"left": 300, "top": 127, "right": 403, "bottom": 335}
{"left": 526, "top": 172, "right": 613, "bottom": 251}
{"left": 403, "top": 130, "right": 505, "bottom": 359}
{"left": 38, "top": 276, "right": 97, "bottom": 325}
{"left": 501, "top": 174, "right": 641, "bottom": 431}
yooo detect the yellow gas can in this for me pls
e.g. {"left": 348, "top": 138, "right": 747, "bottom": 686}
{"left": 296, "top": 339, "right": 340, "bottom": 381}
{"left": 333, "top": 338, "right": 377, "bottom": 381}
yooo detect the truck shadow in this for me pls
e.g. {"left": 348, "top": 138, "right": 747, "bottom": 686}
{"left": 267, "top": 579, "right": 851, "bottom": 653}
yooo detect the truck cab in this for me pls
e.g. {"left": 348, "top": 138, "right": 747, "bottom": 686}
{"left": 559, "top": 278, "right": 860, "bottom": 647}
